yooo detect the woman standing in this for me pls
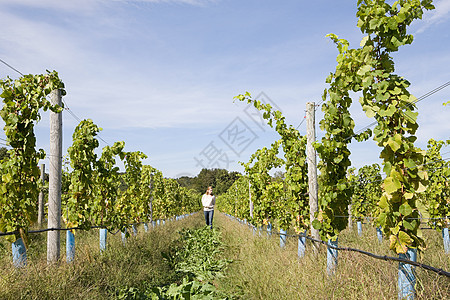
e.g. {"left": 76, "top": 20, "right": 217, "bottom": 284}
{"left": 202, "top": 186, "right": 215, "bottom": 229}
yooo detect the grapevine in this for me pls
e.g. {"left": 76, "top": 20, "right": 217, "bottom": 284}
{"left": 327, "top": 0, "right": 434, "bottom": 253}
{"left": 115, "top": 150, "right": 148, "bottom": 233}
{"left": 235, "top": 95, "right": 309, "bottom": 232}
{"left": 217, "top": 175, "right": 251, "bottom": 221}
{"left": 423, "top": 139, "right": 450, "bottom": 230}
{"left": 0, "top": 71, "right": 65, "bottom": 243}
{"left": 242, "top": 140, "right": 284, "bottom": 227}
{"left": 94, "top": 141, "right": 125, "bottom": 230}
{"left": 65, "top": 119, "right": 101, "bottom": 230}
{"left": 350, "top": 164, "right": 383, "bottom": 223}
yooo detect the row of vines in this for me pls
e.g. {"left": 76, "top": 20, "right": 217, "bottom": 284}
{"left": 219, "top": 0, "right": 448, "bottom": 255}
{"left": 0, "top": 71, "right": 202, "bottom": 262}
{"left": 63, "top": 118, "right": 201, "bottom": 235}
{"left": 217, "top": 3, "right": 449, "bottom": 297}
{"left": 217, "top": 134, "right": 449, "bottom": 244}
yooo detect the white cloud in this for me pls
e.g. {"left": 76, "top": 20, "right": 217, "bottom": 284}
{"left": 426, "top": 0, "right": 450, "bottom": 23}
{"left": 415, "top": 0, "right": 450, "bottom": 33}
{"left": 0, "top": 0, "right": 104, "bottom": 14}
{"left": 0, "top": 9, "right": 104, "bottom": 77}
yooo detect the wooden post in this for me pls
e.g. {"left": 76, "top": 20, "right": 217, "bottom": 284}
{"left": 306, "top": 102, "right": 320, "bottom": 247}
{"left": 347, "top": 203, "right": 353, "bottom": 228}
{"left": 47, "top": 89, "right": 62, "bottom": 264}
{"left": 38, "top": 163, "right": 45, "bottom": 227}
{"left": 149, "top": 176, "right": 153, "bottom": 224}
{"left": 249, "top": 180, "right": 253, "bottom": 219}
{"left": 235, "top": 184, "right": 237, "bottom": 217}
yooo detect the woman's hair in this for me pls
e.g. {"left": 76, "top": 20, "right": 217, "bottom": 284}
{"left": 205, "top": 186, "right": 213, "bottom": 195}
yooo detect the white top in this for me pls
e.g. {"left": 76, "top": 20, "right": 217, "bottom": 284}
{"left": 202, "top": 194, "right": 215, "bottom": 211}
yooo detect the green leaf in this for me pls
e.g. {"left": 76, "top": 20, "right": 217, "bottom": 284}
{"left": 378, "top": 213, "right": 387, "bottom": 226}
{"left": 416, "top": 181, "right": 426, "bottom": 193}
{"left": 384, "top": 176, "right": 402, "bottom": 194}
{"left": 403, "top": 219, "right": 416, "bottom": 231}
{"left": 387, "top": 134, "right": 402, "bottom": 152}
{"left": 360, "top": 36, "right": 369, "bottom": 46}
{"left": 379, "top": 195, "right": 389, "bottom": 209}
{"left": 404, "top": 192, "right": 414, "bottom": 200}
{"left": 399, "top": 202, "right": 413, "bottom": 216}
{"left": 404, "top": 110, "right": 418, "bottom": 122}
{"left": 363, "top": 106, "right": 376, "bottom": 118}
{"left": 312, "top": 219, "right": 322, "bottom": 230}
{"left": 357, "top": 65, "right": 371, "bottom": 76}
{"left": 398, "top": 230, "right": 412, "bottom": 246}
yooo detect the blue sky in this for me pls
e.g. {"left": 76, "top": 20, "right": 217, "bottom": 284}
{"left": 0, "top": 0, "right": 449, "bottom": 178}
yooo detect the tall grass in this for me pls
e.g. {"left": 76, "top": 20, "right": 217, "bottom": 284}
{"left": 0, "top": 212, "right": 448, "bottom": 299}
{"left": 0, "top": 215, "right": 204, "bottom": 299}
{"left": 214, "top": 213, "right": 450, "bottom": 300}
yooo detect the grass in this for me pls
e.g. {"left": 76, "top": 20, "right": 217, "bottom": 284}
{"left": 0, "top": 212, "right": 448, "bottom": 299}
{"left": 213, "top": 213, "right": 450, "bottom": 300}
{"left": 0, "top": 214, "right": 205, "bottom": 299}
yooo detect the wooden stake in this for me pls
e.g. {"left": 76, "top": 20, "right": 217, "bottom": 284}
{"left": 38, "top": 163, "right": 45, "bottom": 227}
{"left": 306, "top": 102, "right": 320, "bottom": 249}
{"left": 47, "top": 89, "right": 62, "bottom": 264}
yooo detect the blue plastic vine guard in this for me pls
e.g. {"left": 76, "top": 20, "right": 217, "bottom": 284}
{"left": 280, "top": 229, "right": 287, "bottom": 248}
{"left": 327, "top": 238, "right": 338, "bottom": 276}
{"left": 398, "top": 248, "right": 417, "bottom": 300}
{"left": 376, "top": 226, "right": 383, "bottom": 243}
{"left": 12, "top": 238, "right": 27, "bottom": 268}
{"left": 267, "top": 223, "right": 272, "bottom": 237}
{"left": 121, "top": 228, "right": 127, "bottom": 245}
{"left": 298, "top": 230, "right": 306, "bottom": 258}
{"left": 443, "top": 228, "right": 450, "bottom": 254}
{"left": 100, "top": 229, "right": 107, "bottom": 252}
{"left": 357, "top": 221, "right": 362, "bottom": 236}
{"left": 66, "top": 230, "right": 75, "bottom": 263}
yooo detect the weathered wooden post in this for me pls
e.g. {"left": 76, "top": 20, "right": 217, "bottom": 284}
{"left": 47, "top": 89, "right": 62, "bottom": 264}
{"left": 38, "top": 163, "right": 45, "bottom": 227}
{"left": 306, "top": 102, "right": 319, "bottom": 252}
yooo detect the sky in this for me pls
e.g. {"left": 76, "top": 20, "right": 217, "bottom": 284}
{"left": 0, "top": 0, "right": 449, "bottom": 178}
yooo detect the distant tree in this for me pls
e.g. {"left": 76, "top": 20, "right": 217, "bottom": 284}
{"left": 177, "top": 176, "right": 195, "bottom": 189}
{"left": 215, "top": 171, "right": 240, "bottom": 195}
{"left": 195, "top": 168, "right": 218, "bottom": 194}
{"left": 272, "top": 171, "right": 285, "bottom": 183}
{"left": 0, "top": 147, "right": 9, "bottom": 161}
{"left": 175, "top": 168, "right": 241, "bottom": 196}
